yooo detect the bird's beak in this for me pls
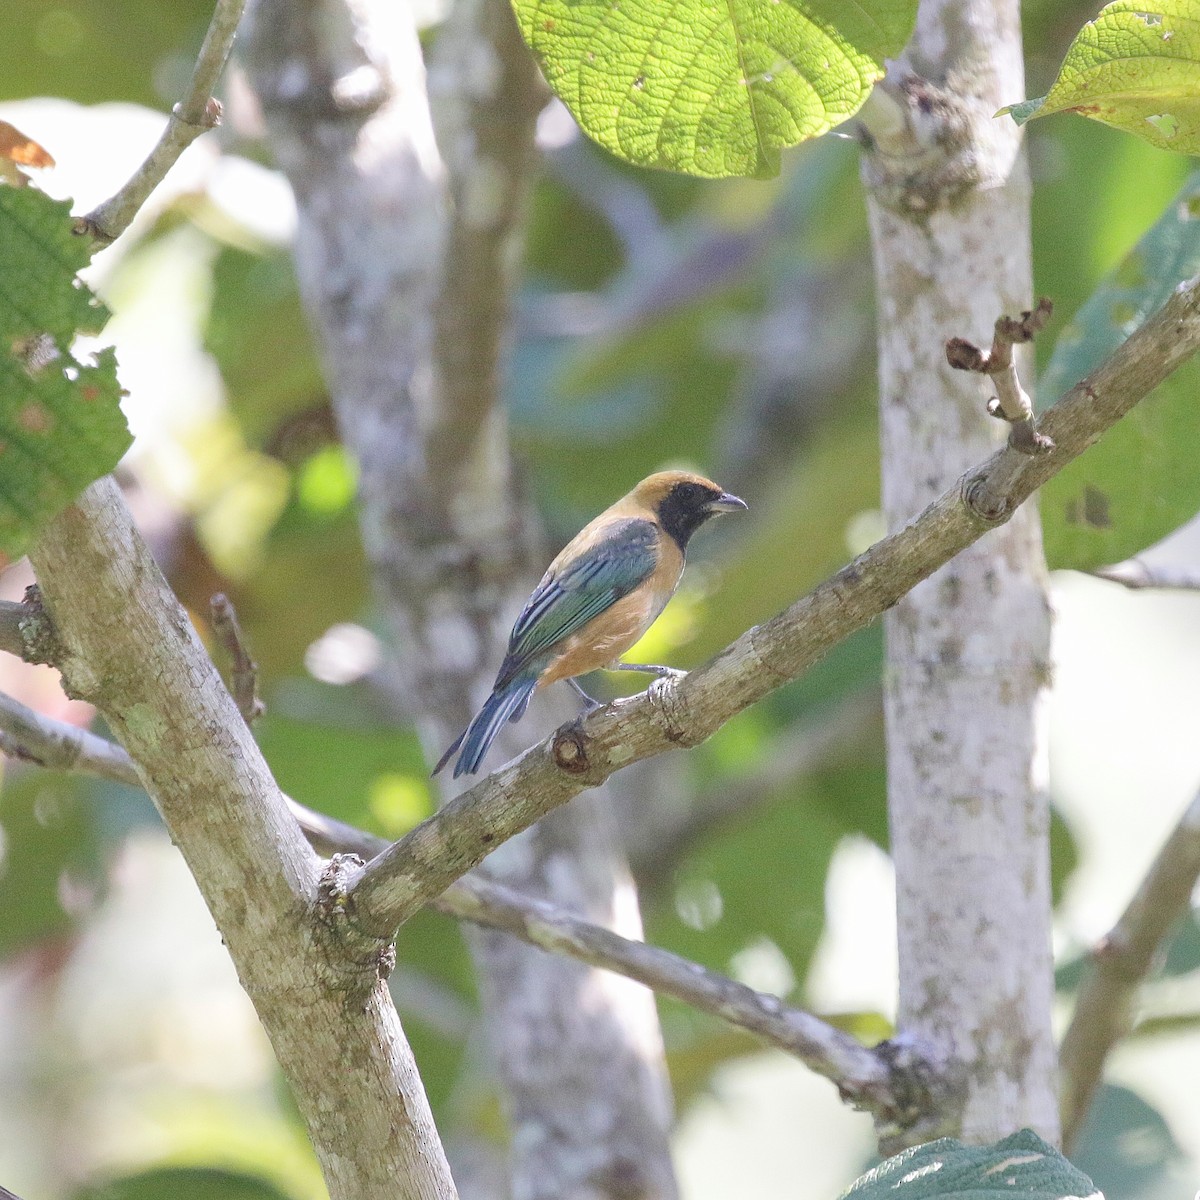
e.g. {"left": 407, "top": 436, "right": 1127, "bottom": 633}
{"left": 708, "top": 491, "right": 748, "bottom": 513}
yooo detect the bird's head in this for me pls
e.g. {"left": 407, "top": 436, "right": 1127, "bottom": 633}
{"left": 632, "top": 470, "right": 747, "bottom": 550}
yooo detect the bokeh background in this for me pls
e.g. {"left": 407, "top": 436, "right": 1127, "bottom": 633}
{"left": 3, "top": 2, "right": 1200, "bottom": 1197}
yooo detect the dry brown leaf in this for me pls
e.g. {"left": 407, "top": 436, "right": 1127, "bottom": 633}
{"left": 0, "top": 120, "right": 55, "bottom": 169}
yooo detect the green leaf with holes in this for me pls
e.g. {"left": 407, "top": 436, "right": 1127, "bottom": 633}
{"left": 512, "top": 0, "right": 918, "bottom": 178}
{"left": 841, "top": 1129, "right": 1100, "bottom": 1200}
{"left": 0, "top": 186, "right": 129, "bottom": 559}
{"left": 1040, "top": 170, "right": 1200, "bottom": 569}
{"left": 1001, "top": 2, "right": 1200, "bottom": 155}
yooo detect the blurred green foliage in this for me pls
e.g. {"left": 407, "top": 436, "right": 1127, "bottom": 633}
{"left": 72, "top": 1167, "right": 295, "bottom": 1200}
{"left": 2, "top": 1, "right": 1200, "bottom": 1198}
{"left": 0, "top": 1, "right": 213, "bottom": 108}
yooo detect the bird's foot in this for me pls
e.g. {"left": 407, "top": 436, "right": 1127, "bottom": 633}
{"left": 566, "top": 676, "right": 603, "bottom": 712}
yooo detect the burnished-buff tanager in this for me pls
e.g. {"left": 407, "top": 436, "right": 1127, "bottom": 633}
{"left": 433, "top": 470, "right": 746, "bottom": 778}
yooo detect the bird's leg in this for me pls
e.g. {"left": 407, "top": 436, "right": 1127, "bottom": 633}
{"left": 566, "top": 676, "right": 603, "bottom": 712}
{"left": 611, "top": 662, "right": 687, "bottom": 680}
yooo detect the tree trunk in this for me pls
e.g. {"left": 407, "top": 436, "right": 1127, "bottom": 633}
{"left": 860, "top": 0, "right": 1060, "bottom": 1148}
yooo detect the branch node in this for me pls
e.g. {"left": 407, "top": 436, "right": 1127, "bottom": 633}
{"left": 960, "top": 474, "right": 1011, "bottom": 525}
{"left": 17, "top": 585, "right": 60, "bottom": 666}
{"left": 871, "top": 1033, "right": 960, "bottom": 1151}
{"left": 315, "top": 853, "right": 397, "bottom": 987}
{"left": 175, "top": 96, "right": 224, "bottom": 130}
{"left": 945, "top": 337, "right": 987, "bottom": 373}
{"left": 1007, "top": 423, "right": 1056, "bottom": 457}
{"left": 552, "top": 723, "right": 591, "bottom": 773}
{"left": 947, "top": 298, "right": 1056, "bottom": 457}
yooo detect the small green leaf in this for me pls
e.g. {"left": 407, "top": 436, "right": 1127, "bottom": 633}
{"left": 1001, "top": 2, "right": 1200, "bottom": 154}
{"left": 1040, "top": 169, "right": 1200, "bottom": 569}
{"left": 841, "top": 1129, "right": 1100, "bottom": 1200}
{"left": 0, "top": 186, "right": 130, "bottom": 558}
{"left": 512, "top": 0, "right": 918, "bottom": 178}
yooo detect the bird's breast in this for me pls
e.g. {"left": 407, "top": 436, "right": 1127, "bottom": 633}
{"left": 539, "top": 539, "right": 684, "bottom": 686}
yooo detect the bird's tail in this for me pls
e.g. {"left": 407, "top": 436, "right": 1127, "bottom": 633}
{"left": 432, "top": 674, "right": 539, "bottom": 779}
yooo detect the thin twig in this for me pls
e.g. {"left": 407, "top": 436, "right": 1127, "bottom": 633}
{"left": 0, "top": 688, "right": 928, "bottom": 1123}
{"left": 435, "top": 874, "right": 927, "bottom": 1125}
{"left": 1088, "top": 560, "right": 1200, "bottom": 592}
{"left": 0, "top": 689, "right": 140, "bottom": 785}
{"left": 1059, "top": 783, "right": 1200, "bottom": 1150}
{"left": 76, "top": 0, "right": 245, "bottom": 245}
{"left": 946, "top": 297, "right": 1055, "bottom": 455}
{"left": 340, "top": 275, "right": 1200, "bottom": 940}
{"left": 210, "top": 593, "right": 265, "bottom": 724}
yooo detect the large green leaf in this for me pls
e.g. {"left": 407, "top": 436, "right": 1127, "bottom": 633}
{"left": 1003, "top": 2, "right": 1200, "bottom": 155}
{"left": 1039, "top": 170, "right": 1200, "bottom": 569}
{"left": 842, "top": 1129, "right": 1100, "bottom": 1200}
{"left": 512, "top": 0, "right": 918, "bottom": 178}
{"left": 0, "top": 186, "right": 129, "bottom": 559}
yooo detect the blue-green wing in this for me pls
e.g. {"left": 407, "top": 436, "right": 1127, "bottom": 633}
{"left": 496, "top": 518, "right": 659, "bottom": 686}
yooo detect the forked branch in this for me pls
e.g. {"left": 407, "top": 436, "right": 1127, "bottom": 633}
{"left": 343, "top": 281, "right": 1200, "bottom": 939}
{"left": 75, "top": 0, "right": 245, "bottom": 244}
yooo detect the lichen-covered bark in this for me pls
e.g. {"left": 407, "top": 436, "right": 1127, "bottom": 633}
{"left": 860, "top": 0, "right": 1059, "bottom": 1147}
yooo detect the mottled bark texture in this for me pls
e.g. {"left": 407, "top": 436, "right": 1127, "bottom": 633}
{"left": 29, "top": 479, "right": 457, "bottom": 1200}
{"left": 240, "top": 1, "right": 678, "bottom": 1195}
{"left": 861, "top": 0, "right": 1060, "bottom": 1146}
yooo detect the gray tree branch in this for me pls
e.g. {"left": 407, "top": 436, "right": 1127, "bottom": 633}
{"left": 210, "top": 592, "right": 265, "bottom": 724}
{"left": 945, "top": 297, "right": 1055, "bottom": 455}
{"left": 25, "top": 477, "right": 457, "bottom": 1200}
{"left": 77, "top": 0, "right": 244, "bottom": 244}
{"left": 341, "top": 271, "right": 1200, "bottom": 944}
{"left": 0, "top": 685, "right": 927, "bottom": 1128}
{"left": 436, "top": 875, "right": 928, "bottom": 1129}
{"left": 0, "top": 599, "right": 25, "bottom": 657}
{"left": 1059, "top": 782, "right": 1200, "bottom": 1150}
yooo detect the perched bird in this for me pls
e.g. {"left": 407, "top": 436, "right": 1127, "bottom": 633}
{"left": 433, "top": 470, "right": 746, "bottom": 778}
